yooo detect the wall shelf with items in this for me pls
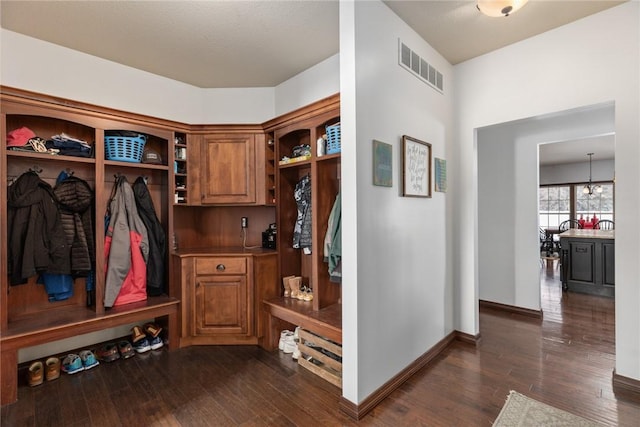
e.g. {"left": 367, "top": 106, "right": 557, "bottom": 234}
{"left": 173, "top": 132, "right": 188, "bottom": 204}
{"left": 0, "top": 86, "right": 181, "bottom": 406}
{"left": 265, "top": 132, "right": 276, "bottom": 205}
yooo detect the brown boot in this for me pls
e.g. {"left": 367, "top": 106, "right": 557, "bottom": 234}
{"left": 28, "top": 361, "right": 44, "bottom": 387}
{"left": 289, "top": 276, "right": 302, "bottom": 299}
{"left": 45, "top": 357, "right": 61, "bottom": 381}
{"left": 282, "top": 275, "right": 295, "bottom": 297}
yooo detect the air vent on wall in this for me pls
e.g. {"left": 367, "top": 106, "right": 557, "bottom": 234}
{"left": 399, "top": 39, "right": 443, "bottom": 93}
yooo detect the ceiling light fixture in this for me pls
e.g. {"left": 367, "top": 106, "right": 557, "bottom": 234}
{"left": 583, "top": 153, "right": 603, "bottom": 196}
{"left": 477, "top": 0, "right": 529, "bottom": 17}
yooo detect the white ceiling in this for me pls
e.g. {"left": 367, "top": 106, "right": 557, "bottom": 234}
{"left": 1, "top": 0, "right": 622, "bottom": 164}
{"left": 539, "top": 135, "right": 615, "bottom": 166}
{"left": 0, "top": 0, "right": 625, "bottom": 88}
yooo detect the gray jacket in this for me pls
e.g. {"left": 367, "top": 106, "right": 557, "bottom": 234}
{"left": 104, "top": 176, "right": 149, "bottom": 307}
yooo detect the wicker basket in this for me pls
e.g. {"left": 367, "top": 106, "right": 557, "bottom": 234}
{"left": 105, "top": 134, "right": 146, "bottom": 163}
{"left": 325, "top": 123, "right": 341, "bottom": 154}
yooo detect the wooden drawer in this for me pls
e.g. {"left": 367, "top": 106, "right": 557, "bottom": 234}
{"left": 297, "top": 328, "right": 342, "bottom": 388}
{"left": 196, "top": 257, "right": 247, "bottom": 275}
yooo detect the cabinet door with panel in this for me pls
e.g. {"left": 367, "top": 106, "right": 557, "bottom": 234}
{"left": 193, "top": 257, "right": 252, "bottom": 336}
{"left": 201, "top": 133, "right": 256, "bottom": 204}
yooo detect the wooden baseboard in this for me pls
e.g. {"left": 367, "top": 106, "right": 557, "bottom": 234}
{"left": 613, "top": 370, "right": 640, "bottom": 396}
{"left": 339, "top": 330, "right": 458, "bottom": 420}
{"left": 455, "top": 330, "right": 481, "bottom": 346}
{"left": 479, "top": 299, "right": 542, "bottom": 319}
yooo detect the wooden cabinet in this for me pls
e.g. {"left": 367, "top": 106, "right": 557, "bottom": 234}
{"left": 560, "top": 230, "right": 614, "bottom": 297}
{"left": 174, "top": 250, "right": 278, "bottom": 346}
{"left": 201, "top": 133, "right": 257, "bottom": 204}
{"left": 0, "top": 87, "right": 181, "bottom": 406}
{"left": 194, "top": 257, "right": 249, "bottom": 336}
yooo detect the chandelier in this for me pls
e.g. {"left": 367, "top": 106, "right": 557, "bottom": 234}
{"left": 477, "top": 0, "right": 529, "bottom": 17}
{"left": 583, "top": 153, "right": 602, "bottom": 196}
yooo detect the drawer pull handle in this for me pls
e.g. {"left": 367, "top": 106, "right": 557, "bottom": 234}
{"left": 216, "top": 264, "right": 226, "bottom": 271}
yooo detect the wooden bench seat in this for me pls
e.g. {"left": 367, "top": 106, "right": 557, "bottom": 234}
{"left": 1, "top": 296, "right": 180, "bottom": 406}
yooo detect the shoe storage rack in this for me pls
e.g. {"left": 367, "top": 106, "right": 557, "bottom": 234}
{"left": 0, "top": 87, "right": 182, "bottom": 406}
{"left": 297, "top": 328, "right": 342, "bottom": 388}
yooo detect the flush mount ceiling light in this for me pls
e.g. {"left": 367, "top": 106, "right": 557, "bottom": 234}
{"left": 583, "top": 152, "right": 603, "bottom": 196}
{"left": 477, "top": 0, "right": 529, "bottom": 17}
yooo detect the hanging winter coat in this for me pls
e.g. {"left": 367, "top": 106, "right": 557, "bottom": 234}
{"left": 293, "top": 174, "right": 312, "bottom": 250}
{"left": 104, "top": 176, "right": 149, "bottom": 307}
{"left": 7, "top": 171, "right": 69, "bottom": 285}
{"left": 54, "top": 174, "right": 95, "bottom": 276}
{"left": 132, "top": 176, "right": 166, "bottom": 296}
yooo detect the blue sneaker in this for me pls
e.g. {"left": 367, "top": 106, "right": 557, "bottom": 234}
{"left": 149, "top": 335, "right": 163, "bottom": 351}
{"left": 133, "top": 337, "right": 151, "bottom": 353}
{"left": 79, "top": 350, "right": 100, "bottom": 370}
{"left": 61, "top": 354, "right": 84, "bottom": 375}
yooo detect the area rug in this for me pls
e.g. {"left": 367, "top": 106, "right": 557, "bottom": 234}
{"left": 493, "top": 390, "right": 601, "bottom": 426}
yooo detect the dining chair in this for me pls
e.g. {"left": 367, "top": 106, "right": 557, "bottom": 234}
{"left": 595, "top": 219, "right": 614, "bottom": 230}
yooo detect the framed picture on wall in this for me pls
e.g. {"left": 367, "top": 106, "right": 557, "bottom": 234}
{"left": 373, "top": 139, "right": 393, "bottom": 187}
{"left": 434, "top": 157, "right": 447, "bottom": 193}
{"left": 402, "top": 135, "right": 431, "bottom": 198}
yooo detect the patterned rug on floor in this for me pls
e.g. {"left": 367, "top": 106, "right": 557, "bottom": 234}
{"left": 493, "top": 390, "right": 601, "bottom": 426}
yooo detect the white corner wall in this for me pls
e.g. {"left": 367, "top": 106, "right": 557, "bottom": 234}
{"left": 341, "top": 0, "right": 454, "bottom": 404}
{"left": 274, "top": 54, "right": 340, "bottom": 116}
{"left": 455, "top": 2, "right": 640, "bottom": 380}
{"left": 540, "top": 159, "right": 614, "bottom": 185}
{"left": 0, "top": 29, "right": 275, "bottom": 123}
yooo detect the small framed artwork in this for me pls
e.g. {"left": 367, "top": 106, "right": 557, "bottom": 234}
{"left": 434, "top": 157, "right": 447, "bottom": 193}
{"left": 402, "top": 135, "right": 431, "bottom": 198}
{"left": 373, "top": 140, "right": 393, "bottom": 187}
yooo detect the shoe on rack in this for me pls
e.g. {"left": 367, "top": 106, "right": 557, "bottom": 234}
{"left": 61, "top": 354, "right": 84, "bottom": 375}
{"left": 149, "top": 335, "right": 164, "bottom": 351}
{"left": 28, "top": 361, "right": 44, "bottom": 386}
{"left": 117, "top": 340, "right": 136, "bottom": 359}
{"left": 282, "top": 275, "right": 295, "bottom": 297}
{"left": 289, "top": 276, "right": 302, "bottom": 299}
{"left": 96, "top": 343, "right": 120, "bottom": 363}
{"left": 292, "top": 345, "right": 301, "bottom": 360}
{"left": 282, "top": 336, "right": 297, "bottom": 354}
{"left": 133, "top": 337, "right": 151, "bottom": 354}
{"left": 143, "top": 323, "right": 163, "bottom": 339}
{"left": 45, "top": 357, "right": 61, "bottom": 381}
{"left": 279, "top": 330, "right": 293, "bottom": 351}
{"left": 79, "top": 350, "right": 100, "bottom": 370}
{"left": 131, "top": 325, "right": 146, "bottom": 343}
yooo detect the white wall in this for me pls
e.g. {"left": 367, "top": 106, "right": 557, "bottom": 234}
{"left": 341, "top": 0, "right": 454, "bottom": 403}
{"left": 0, "top": 29, "right": 275, "bottom": 123}
{"left": 274, "top": 54, "right": 340, "bottom": 116}
{"left": 540, "top": 159, "right": 614, "bottom": 185}
{"left": 456, "top": 2, "right": 640, "bottom": 380}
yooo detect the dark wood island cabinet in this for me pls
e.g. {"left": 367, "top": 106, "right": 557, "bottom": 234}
{"left": 560, "top": 229, "right": 614, "bottom": 297}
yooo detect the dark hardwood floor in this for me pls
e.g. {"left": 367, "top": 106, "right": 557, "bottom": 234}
{"left": 3, "top": 267, "right": 640, "bottom": 426}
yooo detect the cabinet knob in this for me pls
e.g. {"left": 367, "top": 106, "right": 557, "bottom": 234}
{"left": 216, "top": 264, "right": 226, "bottom": 272}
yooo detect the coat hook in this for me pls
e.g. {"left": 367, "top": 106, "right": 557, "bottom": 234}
{"left": 29, "top": 165, "right": 43, "bottom": 174}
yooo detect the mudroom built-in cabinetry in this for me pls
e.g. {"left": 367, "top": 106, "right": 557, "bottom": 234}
{"left": 0, "top": 87, "right": 182, "bottom": 405}
{"left": 262, "top": 94, "right": 343, "bottom": 354}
